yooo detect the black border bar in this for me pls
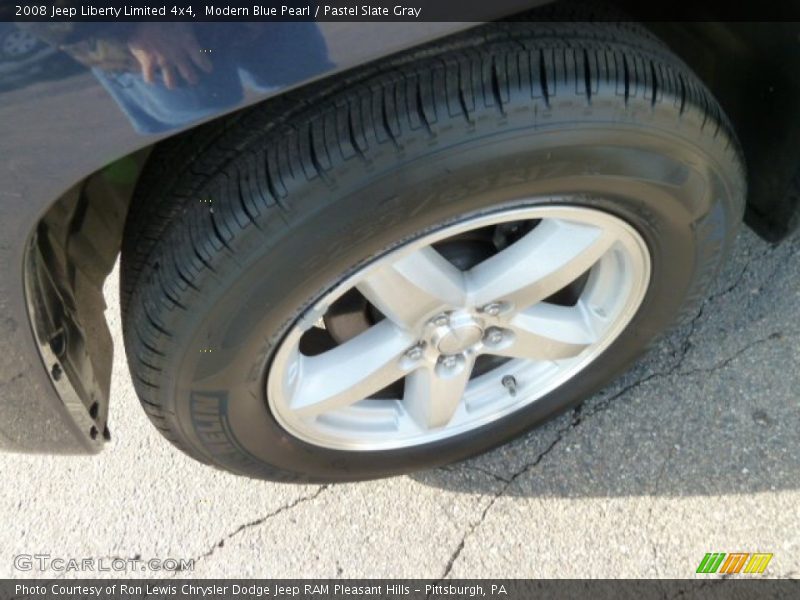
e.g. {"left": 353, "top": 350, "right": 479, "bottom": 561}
{"left": 4, "top": 0, "right": 800, "bottom": 22}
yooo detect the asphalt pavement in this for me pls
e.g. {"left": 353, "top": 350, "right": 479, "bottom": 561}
{"left": 1, "top": 226, "right": 798, "bottom": 579}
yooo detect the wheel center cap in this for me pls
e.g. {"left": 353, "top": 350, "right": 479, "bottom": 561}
{"left": 435, "top": 319, "right": 484, "bottom": 354}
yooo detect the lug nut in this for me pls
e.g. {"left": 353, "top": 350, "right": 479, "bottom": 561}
{"left": 440, "top": 355, "right": 458, "bottom": 369}
{"left": 405, "top": 343, "right": 425, "bottom": 361}
{"left": 485, "top": 328, "right": 504, "bottom": 345}
{"left": 431, "top": 314, "right": 449, "bottom": 327}
{"left": 481, "top": 302, "right": 505, "bottom": 316}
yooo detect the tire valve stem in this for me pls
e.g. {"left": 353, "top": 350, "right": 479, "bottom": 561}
{"left": 502, "top": 375, "right": 517, "bottom": 397}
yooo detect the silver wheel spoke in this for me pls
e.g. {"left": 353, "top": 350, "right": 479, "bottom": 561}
{"left": 403, "top": 355, "right": 475, "bottom": 430}
{"left": 268, "top": 205, "right": 651, "bottom": 451}
{"left": 291, "top": 320, "right": 413, "bottom": 417}
{"left": 467, "top": 219, "right": 616, "bottom": 312}
{"left": 492, "top": 303, "right": 596, "bottom": 361}
{"left": 357, "top": 247, "right": 465, "bottom": 329}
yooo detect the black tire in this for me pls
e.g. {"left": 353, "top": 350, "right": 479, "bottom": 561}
{"left": 121, "top": 22, "right": 745, "bottom": 482}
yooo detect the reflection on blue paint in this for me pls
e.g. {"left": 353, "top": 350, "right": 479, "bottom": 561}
{"left": 2, "top": 22, "right": 333, "bottom": 134}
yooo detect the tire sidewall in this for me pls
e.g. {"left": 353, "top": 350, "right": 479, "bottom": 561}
{"left": 161, "top": 114, "right": 741, "bottom": 482}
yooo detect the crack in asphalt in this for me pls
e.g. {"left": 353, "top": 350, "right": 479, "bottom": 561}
{"left": 564, "top": 329, "right": 787, "bottom": 449}
{"left": 455, "top": 464, "right": 512, "bottom": 484}
{"left": 174, "top": 485, "right": 329, "bottom": 572}
{"left": 62, "top": 487, "right": 330, "bottom": 580}
{"left": 570, "top": 244, "right": 776, "bottom": 429}
{"left": 432, "top": 328, "right": 787, "bottom": 583}
{"left": 430, "top": 235, "right": 799, "bottom": 581}
{"left": 428, "top": 406, "right": 583, "bottom": 591}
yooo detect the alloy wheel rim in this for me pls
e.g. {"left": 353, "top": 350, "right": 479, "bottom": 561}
{"left": 267, "top": 203, "right": 651, "bottom": 451}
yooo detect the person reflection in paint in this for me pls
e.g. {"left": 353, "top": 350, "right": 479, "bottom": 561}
{"left": 20, "top": 21, "right": 334, "bottom": 134}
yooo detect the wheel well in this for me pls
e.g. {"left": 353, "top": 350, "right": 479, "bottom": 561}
{"left": 24, "top": 149, "right": 150, "bottom": 444}
{"left": 640, "top": 21, "right": 800, "bottom": 241}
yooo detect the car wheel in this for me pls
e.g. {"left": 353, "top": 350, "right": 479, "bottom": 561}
{"left": 121, "top": 22, "right": 745, "bottom": 481}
